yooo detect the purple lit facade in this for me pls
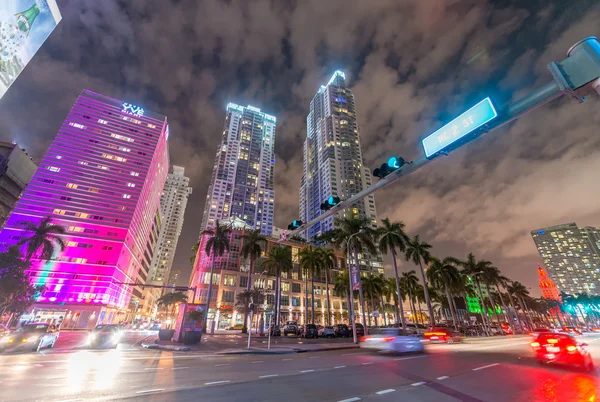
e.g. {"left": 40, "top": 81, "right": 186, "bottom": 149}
{"left": 0, "top": 90, "right": 169, "bottom": 328}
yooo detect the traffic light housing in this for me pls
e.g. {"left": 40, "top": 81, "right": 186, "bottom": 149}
{"left": 320, "top": 196, "right": 341, "bottom": 211}
{"left": 287, "top": 220, "right": 303, "bottom": 230}
{"left": 373, "top": 156, "right": 406, "bottom": 179}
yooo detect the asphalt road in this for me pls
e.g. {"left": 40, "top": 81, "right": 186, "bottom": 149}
{"left": 1, "top": 332, "right": 599, "bottom": 401}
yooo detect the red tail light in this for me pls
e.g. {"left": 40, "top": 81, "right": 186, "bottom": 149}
{"left": 360, "top": 336, "right": 367, "bottom": 342}
{"left": 530, "top": 342, "right": 540, "bottom": 348}
{"left": 382, "top": 337, "right": 395, "bottom": 342}
{"left": 425, "top": 332, "right": 447, "bottom": 337}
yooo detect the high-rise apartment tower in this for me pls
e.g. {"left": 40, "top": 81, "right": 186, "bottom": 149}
{"left": 201, "top": 103, "right": 276, "bottom": 235}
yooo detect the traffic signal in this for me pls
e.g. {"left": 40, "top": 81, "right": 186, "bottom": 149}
{"left": 287, "top": 220, "right": 303, "bottom": 230}
{"left": 320, "top": 196, "right": 341, "bottom": 211}
{"left": 373, "top": 156, "right": 406, "bottom": 179}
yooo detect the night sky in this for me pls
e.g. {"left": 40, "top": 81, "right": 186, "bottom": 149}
{"left": 1, "top": 0, "right": 599, "bottom": 295}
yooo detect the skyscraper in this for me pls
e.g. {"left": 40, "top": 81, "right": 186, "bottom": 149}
{"left": 142, "top": 166, "right": 192, "bottom": 315}
{"left": 0, "top": 90, "right": 169, "bottom": 328}
{"left": 531, "top": 223, "right": 600, "bottom": 296}
{"left": 0, "top": 142, "right": 38, "bottom": 227}
{"left": 201, "top": 103, "right": 276, "bottom": 235}
{"left": 299, "top": 71, "right": 382, "bottom": 272}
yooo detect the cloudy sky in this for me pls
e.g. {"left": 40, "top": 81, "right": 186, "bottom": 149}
{"left": 1, "top": 0, "right": 599, "bottom": 294}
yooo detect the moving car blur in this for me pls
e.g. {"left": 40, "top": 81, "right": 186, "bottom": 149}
{"left": 0, "top": 323, "right": 59, "bottom": 352}
{"left": 531, "top": 332, "right": 594, "bottom": 371}
{"left": 86, "top": 324, "right": 124, "bottom": 349}
{"left": 360, "top": 328, "right": 425, "bottom": 353}
{"left": 424, "top": 327, "right": 463, "bottom": 343}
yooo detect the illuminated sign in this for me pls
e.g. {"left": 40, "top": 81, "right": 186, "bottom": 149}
{"left": 122, "top": 103, "right": 145, "bottom": 117}
{"left": 247, "top": 105, "right": 261, "bottom": 113}
{"left": 421, "top": 97, "right": 498, "bottom": 158}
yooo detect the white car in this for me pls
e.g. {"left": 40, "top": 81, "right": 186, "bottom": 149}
{"left": 360, "top": 328, "right": 425, "bottom": 353}
{"left": 318, "top": 325, "right": 336, "bottom": 338}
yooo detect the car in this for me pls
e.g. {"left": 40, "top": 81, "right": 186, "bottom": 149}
{"left": 0, "top": 323, "right": 59, "bottom": 352}
{"left": 424, "top": 327, "right": 463, "bottom": 343}
{"left": 283, "top": 321, "right": 299, "bottom": 336}
{"left": 0, "top": 324, "right": 10, "bottom": 337}
{"left": 269, "top": 325, "right": 281, "bottom": 336}
{"left": 500, "top": 323, "right": 513, "bottom": 334}
{"left": 334, "top": 324, "right": 350, "bottom": 337}
{"left": 488, "top": 325, "right": 506, "bottom": 335}
{"left": 302, "top": 324, "right": 318, "bottom": 338}
{"left": 360, "top": 328, "right": 425, "bottom": 353}
{"left": 149, "top": 321, "right": 161, "bottom": 331}
{"left": 563, "top": 326, "right": 583, "bottom": 335}
{"left": 318, "top": 325, "right": 335, "bottom": 338}
{"left": 349, "top": 323, "right": 365, "bottom": 337}
{"left": 87, "top": 325, "right": 124, "bottom": 348}
{"left": 531, "top": 332, "right": 594, "bottom": 371}
{"left": 529, "top": 327, "right": 555, "bottom": 336}
{"left": 405, "top": 323, "right": 426, "bottom": 335}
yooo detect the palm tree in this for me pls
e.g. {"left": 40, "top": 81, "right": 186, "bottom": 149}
{"left": 190, "top": 241, "right": 199, "bottom": 266}
{"left": 298, "top": 245, "right": 322, "bottom": 324}
{"left": 376, "top": 218, "right": 409, "bottom": 329}
{"left": 333, "top": 270, "right": 358, "bottom": 324}
{"left": 508, "top": 281, "right": 533, "bottom": 329}
{"left": 319, "top": 247, "right": 336, "bottom": 326}
{"left": 240, "top": 229, "right": 266, "bottom": 334}
{"left": 400, "top": 270, "right": 420, "bottom": 325}
{"left": 17, "top": 217, "right": 66, "bottom": 262}
{"left": 497, "top": 274, "right": 523, "bottom": 331}
{"left": 427, "top": 257, "right": 462, "bottom": 330}
{"left": 384, "top": 277, "right": 400, "bottom": 325}
{"left": 235, "top": 287, "right": 266, "bottom": 327}
{"left": 459, "top": 253, "right": 496, "bottom": 333}
{"left": 260, "top": 246, "right": 293, "bottom": 326}
{"left": 201, "top": 220, "right": 231, "bottom": 331}
{"left": 405, "top": 235, "right": 434, "bottom": 325}
{"left": 157, "top": 292, "right": 188, "bottom": 328}
{"left": 327, "top": 212, "right": 377, "bottom": 330}
{"left": 362, "top": 274, "right": 386, "bottom": 326}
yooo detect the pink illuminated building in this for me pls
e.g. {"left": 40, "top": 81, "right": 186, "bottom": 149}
{"left": 0, "top": 90, "right": 169, "bottom": 328}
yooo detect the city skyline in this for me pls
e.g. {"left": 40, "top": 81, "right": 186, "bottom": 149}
{"left": 0, "top": 2, "right": 599, "bottom": 295}
{"left": 0, "top": 89, "right": 169, "bottom": 328}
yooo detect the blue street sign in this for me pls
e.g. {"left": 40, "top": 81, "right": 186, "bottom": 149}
{"left": 422, "top": 97, "right": 498, "bottom": 158}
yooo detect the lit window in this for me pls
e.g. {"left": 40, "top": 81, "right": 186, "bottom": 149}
{"left": 69, "top": 122, "right": 86, "bottom": 129}
{"left": 56, "top": 155, "right": 62, "bottom": 159}
{"left": 101, "top": 153, "right": 127, "bottom": 162}
{"left": 148, "top": 124, "right": 156, "bottom": 129}
{"left": 67, "top": 241, "right": 78, "bottom": 247}
{"left": 127, "top": 182, "right": 136, "bottom": 187}
{"left": 130, "top": 171, "right": 139, "bottom": 176}
{"left": 110, "top": 133, "right": 134, "bottom": 142}
{"left": 122, "top": 194, "right": 131, "bottom": 199}
{"left": 98, "top": 119, "right": 108, "bottom": 125}
{"left": 67, "top": 226, "right": 84, "bottom": 232}
{"left": 78, "top": 161, "right": 89, "bottom": 166}
{"left": 66, "top": 183, "right": 78, "bottom": 189}
{"left": 74, "top": 212, "right": 89, "bottom": 218}
{"left": 97, "top": 165, "right": 109, "bottom": 170}
{"left": 47, "top": 166, "right": 60, "bottom": 172}
{"left": 53, "top": 209, "right": 66, "bottom": 215}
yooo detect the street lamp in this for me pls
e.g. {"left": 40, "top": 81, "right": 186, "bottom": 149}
{"left": 347, "top": 229, "right": 366, "bottom": 344}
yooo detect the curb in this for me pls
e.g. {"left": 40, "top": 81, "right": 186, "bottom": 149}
{"left": 141, "top": 343, "right": 191, "bottom": 352}
{"left": 217, "top": 344, "right": 360, "bottom": 355}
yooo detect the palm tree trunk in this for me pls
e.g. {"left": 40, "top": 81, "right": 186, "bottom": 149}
{"left": 496, "top": 291, "right": 512, "bottom": 330}
{"left": 407, "top": 288, "right": 416, "bottom": 325}
{"left": 325, "top": 269, "right": 331, "bottom": 326}
{"left": 380, "top": 298, "right": 388, "bottom": 326}
{"left": 304, "top": 269, "right": 308, "bottom": 325}
{"left": 417, "top": 259, "right": 435, "bottom": 325}
{"left": 504, "top": 288, "right": 523, "bottom": 332}
{"left": 371, "top": 295, "right": 377, "bottom": 327}
{"left": 203, "top": 252, "right": 217, "bottom": 332}
{"left": 242, "top": 256, "right": 254, "bottom": 334}
{"left": 353, "top": 248, "right": 368, "bottom": 334}
{"left": 275, "top": 270, "right": 281, "bottom": 326}
{"left": 311, "top": 270, "right": 315, "bottom": 325}
{"left": 391, "top": 249, "right": 406, "bottom": 329}
{"left": 474, "top": 279, "right": 490, "bottom": 336}
{"left": 485, "top": 283, "right": 501, "bottom": 327}
{"left": 444, "top": 284, "right": 458, "bottom": 331}
{"left": 417, "top": 300, "right": 424, "bottom": 326}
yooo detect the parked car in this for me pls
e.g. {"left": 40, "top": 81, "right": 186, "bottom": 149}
{"left": 424, "top": 327, "right": 463, "bottom": 343}
{"left": 283, "top": 321, "right": 299, "bottom": 336}
{"left": 563, "top": 326, "right": 583, "bottom": 335}
{"left": 360, "top": 328, "right": 425, "bottom": 353}
{"left": 0, "top": 323, "right": 59, "bottom": 352}
{"left": 319, "top": 325, "right": 336, "bottom": 338}
{"left": 334, "top": 324, "right": 350, "bottom": 337}
{"left": 302, "top": 324, "right": 318, "bottom": 338}
{"left": 488, "top": 326, "right": 506, "bottom": 335}
{"left": 531, "top": 332, "right": 594, "bottom": 371}
{"left": 405, "top": 323, "right": 426, "bottom": 335}
{"left": 87, "top": 325, "right": 123, "bottom": 349}
{"left": 350, "top": 323, "right": 365, "bottom": 337}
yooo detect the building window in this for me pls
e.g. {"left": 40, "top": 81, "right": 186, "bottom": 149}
{"left": 69, "top": 122, "right": 86, "bottom": 129}
{"left": 292, "top": 283, "right": 301, "bottom": 293}
{"left": 98, "top": 119, "right": 108, "bottom": 125}
{"left": 222, "top": 291, "right": 235, "bottom": 303}
{"left": 53, "top": 209, "right": 66, "bottom": 215}
{"left": 292, "top": 296, "right": 301, "bottom": 307}
{"left": 239, "top": 276, "right": 248, "bottom": 288}
{"left": 66, "top": 183, "right": 78, "bottom": 189}
{"left": 47, "top": 166, "right": 60, "bottom": 172}
{"left": 281, "top": 282, "right": 290, "bottom": 292}
{"left": 280, "top": 295, "right": 289, "bottom": 306}
{"left": 223, "top": 274, "right": 236, "bottom": 286}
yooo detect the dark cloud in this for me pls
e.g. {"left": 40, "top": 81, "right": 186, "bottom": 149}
{"left": 1, "top": 0, "right": 599, "bottom": 294}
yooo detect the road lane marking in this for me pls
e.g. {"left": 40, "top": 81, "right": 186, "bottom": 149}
{"left": 215, "top": 363, "right": 231, "bottom": 367}
{"left": 260, "top": 374, "right": 279, "bottom": 378}
{"left": 334, "top": 365, "right": 346, "bottom": 369}
{"left": 136, "top": 389, "right": 165, "bottom": 394}
{"left": 472, "top": 363, "right": 499, "bottom": 371}
{"left": 282, "top": 358, "right": 293, "bottom": 361}
{"left": 393, "top": 355, "right": 428, "bottom": 361}
{"left": 376, "top": 389, "right": 395, "bottom": 395}
{"left": 411, "top": 382, "right": 426, "bottom": 386}
{"left": 172, "top": 367, "right": 189, "bottom": 370}
{"left": 309, "top": 356, "right": 320, "bottom": 359}
{"left": 437, "top": 376, "right": 449, "bottom": 380}
{"left": 342, "top": 352, "right": 364, "bottom": 356}
{"left": 144, "top": 367, "right": 164, "bottom": 370}
{"left": 205, "top": 380, "right": 230, "bottom": 385}
{"left": 361, "top": 362, "right": 373, "bottom": 365}
{"left": 338, "top": 398, "right": 361, "bottom": 402}
{"left": 252, "top": 361, "right": 264, "bottom": 364}
{"left": 300, "top": 369, "right": 315, "bottom": 373}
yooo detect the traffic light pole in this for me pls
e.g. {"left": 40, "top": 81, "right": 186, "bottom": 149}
{"left": 285, "top": 37, "right": 600, "bottom": 239}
